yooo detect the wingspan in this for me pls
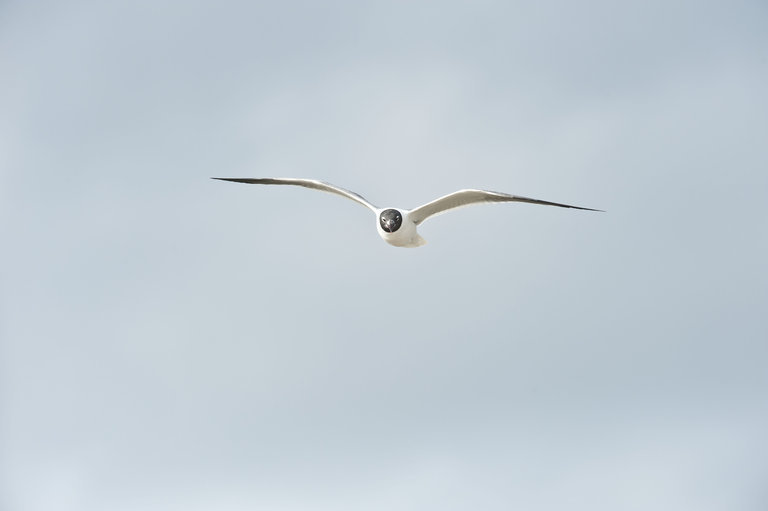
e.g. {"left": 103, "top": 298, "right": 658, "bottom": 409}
{"left": 408, "top": 189, "right": 603, "bottom": 225}
{"left": 212, "top": 178, "right": 378, "bottom": 212}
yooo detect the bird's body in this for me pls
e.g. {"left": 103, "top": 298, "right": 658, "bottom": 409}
{"left": 376, "top": 209, "right": 426, "bottom": 248}
{"left": 213, "top": 177, "right": 602, "bottom": 248}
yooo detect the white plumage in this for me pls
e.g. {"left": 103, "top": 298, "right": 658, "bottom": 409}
{"left": 213, "top": 177, "right": 602, "bottom": 248}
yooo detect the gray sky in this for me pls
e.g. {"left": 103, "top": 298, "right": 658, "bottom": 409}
{"left": 2, "top": 0, "right": 767, "bottom": 509}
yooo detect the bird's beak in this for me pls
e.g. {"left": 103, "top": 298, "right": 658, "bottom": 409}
{"left": 384, "top": 220, "right": 395, "bottom": 232}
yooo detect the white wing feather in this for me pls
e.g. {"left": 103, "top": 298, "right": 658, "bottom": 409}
{"left": 212, "top": 177, "right": 378, "bottom": 212}
{"left": 409, "top": 189, "right": 602, "bottom": 225}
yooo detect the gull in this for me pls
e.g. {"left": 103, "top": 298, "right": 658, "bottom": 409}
{"left": 213, "top": 177, "right": 602, "bottom": 248}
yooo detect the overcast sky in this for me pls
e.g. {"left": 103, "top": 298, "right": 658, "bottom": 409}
{"left": 2, "top": 0, "right": 767, "bottom": 510}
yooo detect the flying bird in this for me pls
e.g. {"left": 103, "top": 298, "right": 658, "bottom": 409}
{"left": 213, "top": 177, "right": 602, "bottom": 248}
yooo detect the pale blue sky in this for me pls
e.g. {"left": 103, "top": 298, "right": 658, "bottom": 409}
{"left": 2, "top": 1, "right": 767, "bottom": 510}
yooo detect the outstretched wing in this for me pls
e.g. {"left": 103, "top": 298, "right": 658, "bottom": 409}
{"left": 212, "top": 177, "right": 378, "bottom": 212}
{"left": 408, "top": 189, "right": 602, "bottom": 225}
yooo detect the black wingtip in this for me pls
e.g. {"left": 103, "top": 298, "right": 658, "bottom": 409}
{"left": 571, "top": 205, "right": 605, "bottom": 212}
{"left": 210, "top": 178, "right": 266, "bottom": 185}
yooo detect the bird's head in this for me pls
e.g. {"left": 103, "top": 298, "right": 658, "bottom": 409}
{"left": 379, "top": 209, "right": 403, "bottom": 233}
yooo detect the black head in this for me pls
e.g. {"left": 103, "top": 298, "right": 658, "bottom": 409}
{"left": 379, "top": 209, "right": 403, "bottom": 233}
